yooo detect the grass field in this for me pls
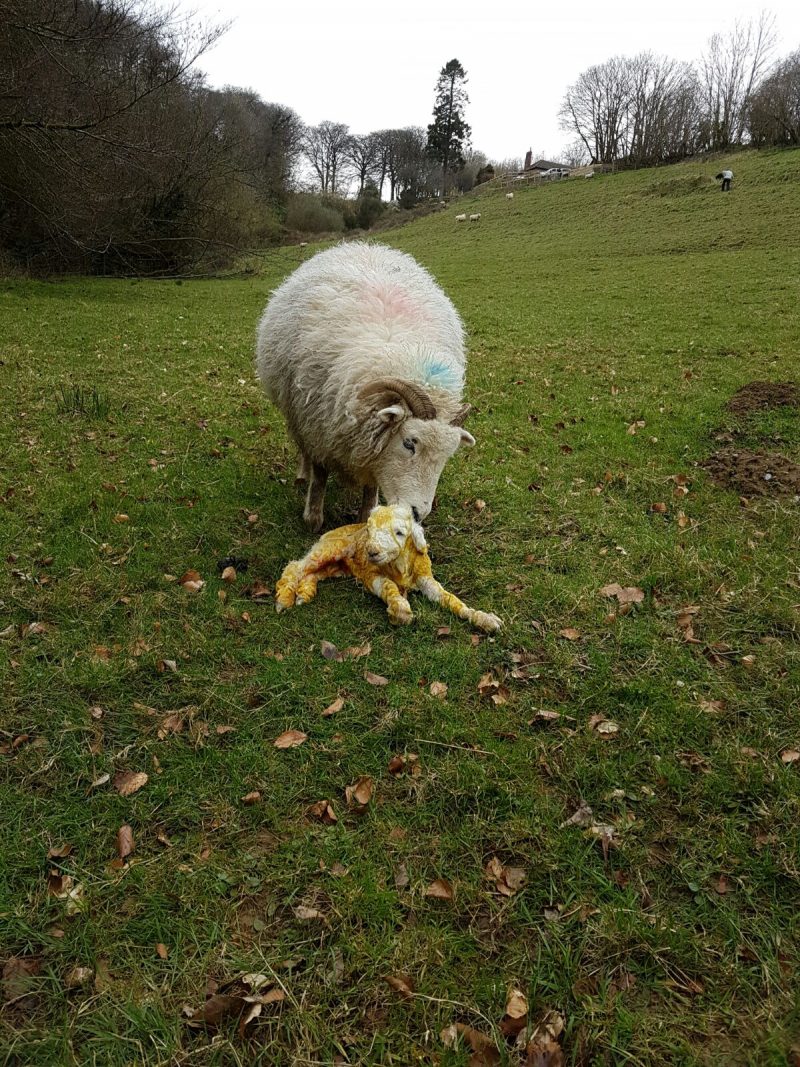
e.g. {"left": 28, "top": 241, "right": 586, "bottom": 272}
{"left": 1, "top": 148, "right": 799, "bottom": 1066}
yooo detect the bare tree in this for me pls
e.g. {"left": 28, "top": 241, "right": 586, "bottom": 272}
{"left": 699, "top": 12, "right": 776, "bottom": 149}
{"left": 749, "top": 48, "right": 800, "bottom": 145}
{"left": 559, "top": 56, "right": 631, "bottom": 164}
{"left": 302, "top": 120, "right": 350, "bottom": 194}
{"left": 343, "top": 132, "right": 381, "bottom": 194}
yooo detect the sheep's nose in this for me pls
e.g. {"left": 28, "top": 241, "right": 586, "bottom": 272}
{"left": 412, "top": 507, "right": 420, "bottom": 522}
{"left": 368, "top": 550, "right": 381, "bottom": 562}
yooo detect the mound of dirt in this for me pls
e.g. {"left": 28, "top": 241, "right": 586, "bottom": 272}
{"left": 726, "top": 381, "right": 799, "bottom": 417}
{"left": 702, "top": 449, "right": 800, "bottom": 497}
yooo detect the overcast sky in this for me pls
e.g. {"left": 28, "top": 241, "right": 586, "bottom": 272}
{"left": 189, "top": 0, "right": 800, "bottom": 162}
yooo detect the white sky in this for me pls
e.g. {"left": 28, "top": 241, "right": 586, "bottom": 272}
{"left": 189, "top": 0, "right": 800, "bottom": 162}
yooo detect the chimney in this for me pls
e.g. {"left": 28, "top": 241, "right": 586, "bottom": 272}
{"left": 524, "top": 148, "right": 532, "bottom": 170}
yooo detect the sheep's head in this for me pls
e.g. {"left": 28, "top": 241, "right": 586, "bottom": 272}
{"left": 364, "top": 504, "right": 427, "bottom": 566}
{"left": 356, "top": 379, "right": 474, "bottom": 521}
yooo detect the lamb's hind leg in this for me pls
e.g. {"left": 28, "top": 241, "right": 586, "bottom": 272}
{"left": 303, "top": 462, "right": 328, "bottom": 532}
{"left": 416, "top": 576, "right": 502, "bottom": 632}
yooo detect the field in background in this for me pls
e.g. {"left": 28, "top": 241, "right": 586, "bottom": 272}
{"left": 1, "top": 149, "right": 799, "bottom": 1066}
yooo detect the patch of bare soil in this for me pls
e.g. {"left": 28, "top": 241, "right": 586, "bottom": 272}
{"left": 702, "top": 449, "right": 800, "bottom": 497}
{"left": 726, "top": 381, "right": 799, "bottom": 417}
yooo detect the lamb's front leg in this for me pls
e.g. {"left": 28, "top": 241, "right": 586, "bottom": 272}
{"left": 370, "top": 576, "right": 413, "bottom": 626}
{"left": 416, "top": 576, "right": 502, "bottom": 633}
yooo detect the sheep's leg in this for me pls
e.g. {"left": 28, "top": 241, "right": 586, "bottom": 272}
{"left": 295, "top": 452, "right": 311, "bottom": 485}
{"left": 370, "top": 576, "right": 413, "bottom": 625}
{"left": 303, "top": 463, "right": 328, "bottom": 532}
{"left": 359, "top": 484, "right": 378, "bottom": 521}
{"left": 415, "top": 576, "right": 502, "bottom": 633}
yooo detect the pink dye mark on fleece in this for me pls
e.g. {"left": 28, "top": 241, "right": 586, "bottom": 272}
{"left": 359, "top": 282, "right": 430, "bottom": 325}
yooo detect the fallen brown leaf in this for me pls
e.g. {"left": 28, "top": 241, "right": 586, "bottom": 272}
{"left": 505, "top": 986, "right": 528, "bottom": 1019}
{"left": 345, "top": 775, "right": 374, "bottom": 808}
{"left": 780, "top": 749, "right": 799, "bottom": 765}
{"left": 385, "top": 974, "right": 415, "bottom": 998}
{"left": 307, "top": 799, "right": 337, "bottom": 823}
{"left": 47, "top": 843, "right": 73, "bottom": 860}
{"left": 157, "top": 712, "right": 184, "bottom": 739}
{"left": 321, "top": 697, "right": 344, "bottom": 717}
{"left": 559, "top": 627, "right": 580, "bottom": 641}
{"left": 364, "top": 671, "right": 388, "bottom": 686}
{"left": 178, "top": 569, "right": 205, "bottom": 592}
{"left": 598, "top": 583, "right": 645, "bottom": 605}
{"left": 117, "top": 824, "right": 134, "bottom": 860}
{"left": 220, "top": 566, "right": 237, "bottom": 583}
{"left": 425, "top": 878, "right": 454, "bottom": 900}
{"left": 429, "top": 680, "right": 448, "bottom": 699}
{"left": 64, "top": 965, "right": 93, "bottom": 990}
{"left": 441, "top": 1022, "right": 500, "bottom": 1064}
{"left": 241, "top": 791, "right": 261, "bottom": 805}
{"left": 484, "top": 856, "right": 527, "bottom": 896}
{"left": 113, "top": 770, "right": 148, "bottom": 797}
{"left": 155, "top": 943, "right": 169, "bottom": 959}
{"left": 273, "top": 729, "right": 307, "bottom": 749}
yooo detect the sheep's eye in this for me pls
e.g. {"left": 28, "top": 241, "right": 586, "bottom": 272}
{"left": 403, "top": 438, "right": 416, "bottom": 454}
{"left": 395, "top": 529, "right": 404, "bottom": 537}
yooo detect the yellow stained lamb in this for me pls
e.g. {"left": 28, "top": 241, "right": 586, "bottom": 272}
{"left": 276, "top": 505, "right": 501, "bottom": 632}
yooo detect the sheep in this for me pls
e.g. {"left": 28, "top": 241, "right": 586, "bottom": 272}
{"left": 275, "top": 504, "right": 502, "bottom": 631}
{"left": 455, "top": 213, "right": 467, "bottom": 222}
{"left": 256, "top": 242, "right": 475, "bottom": 532}
{"left": 506, "top": 192, "right": 514, "bottom": 200}
{"left": 469, "top": 213, "right": 481, "bottom": 221}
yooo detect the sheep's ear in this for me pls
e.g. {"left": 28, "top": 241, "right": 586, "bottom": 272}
{"left": 377, "top": 404, "right": 406, "bottom": 425}
{"left": 458, "top": 429, "right": 476, "bottom": 448}
{"left": 411, "top": 523, "right": 427, "bottom": 552}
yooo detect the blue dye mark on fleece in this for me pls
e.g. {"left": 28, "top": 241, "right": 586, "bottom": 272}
{"left": 419, "top": 356, "right": 463, "bottom": 393}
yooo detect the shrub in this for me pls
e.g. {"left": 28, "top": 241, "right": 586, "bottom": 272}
{"left": 286, "top": 195, "right": 345, "bottom": 233}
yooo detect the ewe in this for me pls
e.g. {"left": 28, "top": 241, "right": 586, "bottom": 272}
{"left": 276, "top": 504, "right": 502, "bottom": 631}
{"left": 469, "top": 213, "right": 481, "bottom": 221}
{"left": 506, "top": 192, "right": 514, "bottom": 200}
{"left": 256, "top": 243, "right": 474, "bottom": 531}
{"left": 455, "top": 213, "right": 467, "bottom": 222}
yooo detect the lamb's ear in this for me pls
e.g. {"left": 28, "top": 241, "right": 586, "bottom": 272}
{"left": 458, "top": 429, "right": 476, "bottom": 448}
{"left": 411, "top": 523, "right": 427, "bottom": 552}
{"left": 377, "top": 404, "right": 406, "bottom": 425}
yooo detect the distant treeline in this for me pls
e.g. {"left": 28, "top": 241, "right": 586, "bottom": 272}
{"left": 559, "top": 16, "right": 800, "bottom": 167}
{"left": 1, "top": 2, "right": 798, "bottom": 275}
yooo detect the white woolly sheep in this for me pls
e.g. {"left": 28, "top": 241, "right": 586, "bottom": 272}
{"left": 469, "top": 213, "right": 481, "bottom": 222}
{"left": 256, "top": 242, "right": 475, "bottom": 532}
{"left": 505, "top": 192, "right": 514, "bottom": 200}
{"left": 455, "top": 213, "right": 467, "bottom": 222}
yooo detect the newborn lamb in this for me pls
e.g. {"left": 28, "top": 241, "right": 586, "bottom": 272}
{"left": 275, "top": 505, "right": 501, "bottom": 632}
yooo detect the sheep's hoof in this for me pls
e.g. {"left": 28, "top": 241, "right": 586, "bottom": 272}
{"left": 473, "top": 611, "right": 502, "bottom": 633}
{"left": 303, "top": 509, "right": 324, "bottom": 533}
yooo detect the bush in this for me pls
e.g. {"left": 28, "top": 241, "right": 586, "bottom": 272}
{"left": 286, "top": 195, "right": 345, "bottom": 233}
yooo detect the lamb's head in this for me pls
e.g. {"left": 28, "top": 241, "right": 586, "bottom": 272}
{"left": 364, "top": 504, "right": 427, "bottom": 566}
{"left": 356, "top": 379, "right": 475, "bottom": 522}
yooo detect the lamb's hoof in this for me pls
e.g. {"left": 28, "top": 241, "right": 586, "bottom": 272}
{"left": 389, "top": 602, "right": 413, "bottom": 626}
{"left": 473, "top": 611, "right": 502, "bottom": 633}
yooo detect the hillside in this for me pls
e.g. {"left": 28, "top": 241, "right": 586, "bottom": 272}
{"left": 1, "top": 148, "right": 799, "bottom": 1067}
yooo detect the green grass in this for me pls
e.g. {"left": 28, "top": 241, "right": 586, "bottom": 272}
{"left": 1, "top": 148, "right": 799, "bottom": 1066}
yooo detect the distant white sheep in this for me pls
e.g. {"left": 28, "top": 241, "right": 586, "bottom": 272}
{"left": 469, "top": 213, "right": 481, "bottom": 222}
{"left": 455, "top": 213, "right": 467, "bottom": 222}
{"left": 585, "top": 172, "right": 594, "bottom": 179}
{"left": 506, "top": 192, "right": 514, "bottom": 200}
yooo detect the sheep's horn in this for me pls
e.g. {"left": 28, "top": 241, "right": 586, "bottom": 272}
{"left": 358, "top": 378, "right": 436, "bottom": 420}
{"left": 450, "top": 403, "right": 472, "bottom": 427}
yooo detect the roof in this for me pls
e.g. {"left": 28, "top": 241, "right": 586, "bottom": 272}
{"left": 528, "top": 159, "right": 564, "bottom": 170}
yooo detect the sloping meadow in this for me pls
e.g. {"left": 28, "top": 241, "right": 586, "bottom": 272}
{"left": 1, "top": 148, "right": 799, "bottom": 1065}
